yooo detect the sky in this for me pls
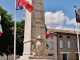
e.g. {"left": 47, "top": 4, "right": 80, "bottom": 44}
{"left": 0, "top": 0, "right": 80, "bottom": 31}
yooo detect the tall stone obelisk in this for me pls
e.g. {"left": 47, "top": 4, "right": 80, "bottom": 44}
{"left": 17, "top": 0, "right": 50, "bottom": 60}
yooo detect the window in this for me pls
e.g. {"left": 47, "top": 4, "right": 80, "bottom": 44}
{"left": 49, "top": 42, "right": 53, "bottom": 50}
{"left": 59, "top": 35, "right": 62, "bottom": 38}
{"left": 50, "top": 35, "right": 53, "bottom": 39}
{"left": 67, "top": 41, "right": 70, "bottom": 48}
{"left": 67, "top": 36, "right": 70, "bottom": 38}
{"left": 48, "top": 54, "right": 54, "bottom": 56}
{"left": 60, "top": 40, "right": 63, "bottom": 48}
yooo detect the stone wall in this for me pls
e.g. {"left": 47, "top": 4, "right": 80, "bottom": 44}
{"left": 0, "top": 54, "right": 20, "bottom": 60}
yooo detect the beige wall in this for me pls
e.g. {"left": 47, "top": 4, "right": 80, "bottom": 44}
{"left": 57, "top": 33, "right": 78, "bottom": 60}
{"left": 46, "top": 35, "right": 57, "bottom": 60}
{"left": 0, "top": 54, "right": 19, "bottom": 60}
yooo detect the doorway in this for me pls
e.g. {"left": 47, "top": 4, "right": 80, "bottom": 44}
{"left": 63, "top": 54, "right": 67, "bottom": 60}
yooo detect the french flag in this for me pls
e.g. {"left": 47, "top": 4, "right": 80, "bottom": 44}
{"left": 75, "top": 10, "right": 80, "bottom": 23}
{"left": 0, "top": 16, "right": 2, "bottom": 36}
{"left": 17, "top": 0, "right": 33, "bottom": 12}
{"left": 45, "top": 26, "right": 50, "bottom": 37}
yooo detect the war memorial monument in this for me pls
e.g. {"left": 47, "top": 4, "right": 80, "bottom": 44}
{"left": 17, "top": 0, "right": 51, "bottom": 60}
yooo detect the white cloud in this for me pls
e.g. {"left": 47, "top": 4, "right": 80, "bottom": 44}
{"left": 61, "top": 27, "right": 76, "bottom": 31}
{"left": 47, "top": 26, "right": 51, "bottom": 28}
{"left": 45, "top": 10, "right": 65, "bottom": 27}
{"left": 65, "top": 16, "right": 76, "bottom": 26}
{"left": 55, "top": 26, "right": 63, "bottom": 29}
{"left": 54, "top": 26, "right": 75, "bottom": 30}
{"left": 45, "top": 10, "right": 77, "bottom": 30}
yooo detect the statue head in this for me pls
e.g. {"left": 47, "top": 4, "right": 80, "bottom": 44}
{"left": 37, "top": 35, "right": 41, "bottom": 39}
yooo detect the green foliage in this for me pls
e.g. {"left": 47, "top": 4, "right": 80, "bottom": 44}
{"left": 0, "top": 6, "right": 14, "bottom": 55}
{"left": 0, "top": 6, "right": 24, "bottom": 56}
{"left": 16, "top": 20, "right": 24, "bottom": 55}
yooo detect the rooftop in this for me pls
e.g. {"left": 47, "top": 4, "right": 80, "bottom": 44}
{"left": 48, "top": 28, "right": 80, "bottom": 35}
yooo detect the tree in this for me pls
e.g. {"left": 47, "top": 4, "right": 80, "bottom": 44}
{"left": 16, "top": 20, "right": 24, "bottom": 55}
{"left": 0, "top": 6, "right": 25, "bottom": 56}
{"left": 0, "top": 6, "right": 14, "bottom": 55}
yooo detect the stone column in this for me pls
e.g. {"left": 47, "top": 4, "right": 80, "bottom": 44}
{"left": 17, "top": 0, "right": 47, "bottom": 60}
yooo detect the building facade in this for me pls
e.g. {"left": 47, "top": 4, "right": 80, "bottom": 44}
{"left": 46, "top": 29, "right": 80, "bottom": 60}
{"left": 57, "top": 33, "right": 78, "bottom": 60}
{"left": 1, "top": 29, "right": 79, "bottom": 60}
{"left": 46, "top": 34, "right": 57, "bottom": 60}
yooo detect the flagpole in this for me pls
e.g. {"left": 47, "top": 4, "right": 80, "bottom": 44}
{"left": 14, "top": 0, "right": 17, "bottom": 60}
{"left": 0, "top": 15, "right": 1, "bottom": 21}
{"left": 74, "top": 6, "right": 80, "bottom": 60}
{"left": 77, "top": 23, "right": 80, "bottom": 60}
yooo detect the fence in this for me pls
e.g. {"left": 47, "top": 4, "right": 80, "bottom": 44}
{"left": 0, "top": 54, "right": 20, "bottom": 60}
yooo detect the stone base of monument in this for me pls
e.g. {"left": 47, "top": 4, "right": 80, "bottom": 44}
{"left": 17, "top": 55, "right": 52, "bottom": 60}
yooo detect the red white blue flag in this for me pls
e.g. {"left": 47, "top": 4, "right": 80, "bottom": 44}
{"left": 16, "top": 0, "right": 24, "bottom": 10}
{"left": 75, "top": 10, "right": 80, "bottom": 23}
{"left": 0, "top": 17, "right": 2, "bottom": 36}
{"left": 17, "top": 0, "right": 33, "bottom": 12}
{"left": 16, "top": 5, "right": 23, "bottom": 10}
{"left": 45, "top": 26, "right": 50, "bottom": 37}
